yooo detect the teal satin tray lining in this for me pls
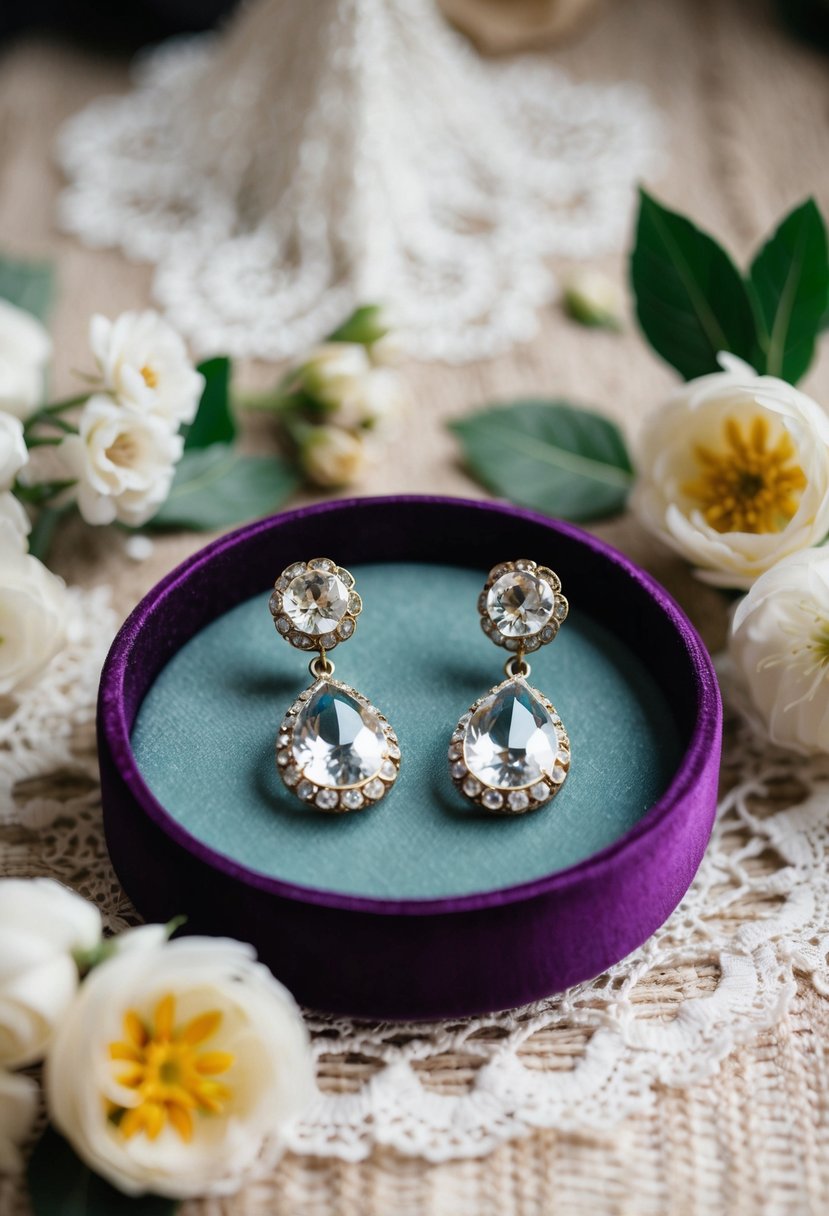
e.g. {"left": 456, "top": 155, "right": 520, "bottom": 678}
{"left": 131, "top": 563, "right": 682, "bottom": 900}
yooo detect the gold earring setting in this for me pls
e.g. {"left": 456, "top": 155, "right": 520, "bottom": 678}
{"left": 269, "top": 558, "right": 401, "bottom": 812}
{"left": 449, "top": 559, "right": 570, "bottom": 814}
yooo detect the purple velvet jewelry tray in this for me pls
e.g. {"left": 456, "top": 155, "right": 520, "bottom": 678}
{"left": 98, "top": 495, "right": 722, "bottom": 1020}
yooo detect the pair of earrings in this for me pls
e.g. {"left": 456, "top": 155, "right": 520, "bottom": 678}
{"left": 268, "top": 557, "right": 570, "bottom": 815}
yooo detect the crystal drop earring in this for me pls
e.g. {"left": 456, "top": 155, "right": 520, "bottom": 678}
{"left": 448, "top": 559, "right": 570, "bottom": 814}
{"left": 268, "top": 558, "right": 401, "bottom": 811}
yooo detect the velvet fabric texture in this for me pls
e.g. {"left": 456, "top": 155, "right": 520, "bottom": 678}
{"left": 98, "top": 496, "right": 722, "bottom": 1019}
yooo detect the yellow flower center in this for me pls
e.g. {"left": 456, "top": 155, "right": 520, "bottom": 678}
{"left": 140, "top": 365, "right": 158, "bottom": 389}
{"left": 107, "top": 993, "right": 234, "bottom": 1143}
{"left": 105, "top": 431, "right": 139, "bottom": 469}
{"left": 683, "top": 415, "right": 806, "bottom": 534}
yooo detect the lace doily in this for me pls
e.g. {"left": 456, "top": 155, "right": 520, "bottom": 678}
{"left": 56, "top": 0, "right": 661, "bottom": 363}
{"left": 5, "top": 587, "right": 829, "bottom": 1163}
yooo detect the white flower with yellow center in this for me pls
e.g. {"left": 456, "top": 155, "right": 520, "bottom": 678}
{"left": 631, "top": 356, "right": 829, "bottom": 588}
{"left": 90, "top": 311, "right": 204, "bottom": 428}
{"left": 58, "top": 394, "right": 183, "bottom": 527}
{"left": 46, "top": 935, "right": 315, "bottom": 1199}
{"left": 728, "top": 546, "right": 829, "bottom": 755}
{"left": 0, "top": 299, "right": 52, "bottom": 421}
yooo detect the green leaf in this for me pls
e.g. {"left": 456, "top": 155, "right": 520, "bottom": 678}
{"left": 631, "top": 189, "right": 757, "bottom": 379}
{"left": 28, "top": 1125, "right": 177, "bottom": 1216}
{"left": 184, "top": 357, "right": 234, "bottom": 450}
{"left": 27, "top": 504, "right": 70, "bottom": 562}
{"left": 748, "top": 198, "right": 829, "bottom": 382}
{"left": 450, "top": 400, "right": 633, "bottom": 522}
{"left": 0, "top": 253, "right": 54, "bottom": 321}
{"left": 149, "top": 445, "right": 299, "bottom": 530}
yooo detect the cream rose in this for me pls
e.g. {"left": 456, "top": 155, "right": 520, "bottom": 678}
{"left": 0, "top": 1069, "right": 37, "bottom": 1173}
{"left": 0, "top": 532, "right": 67, "bottom": 694}
{"left": 300, "top": 425, "right": 366, "bottom": 487}
{"left": 0, "top": 411, "right": 28, "bottom": 489}
{"left": 59, "top": 395, "right": 183, "bottom": 526}
{"left": 0, "top": 300, "right": 51, "bottom": 421}
{"left": 728, "top": 547, "right": 829, "bottom": 754}
{"left": 90, "top": 310, "right": 204, "bottom": 428}
{"left": 0, "top": 879, "right": 101, "bottom": 1068}
{"left": 46, "top": 935, "right": 315, "bottom": 1199}
{"left": 631, "top": 355, "right": 829, "bottom": 589}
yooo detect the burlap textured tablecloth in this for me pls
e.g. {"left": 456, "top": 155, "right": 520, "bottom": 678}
{"left": 2, "top": 1, "right": 829, "bottom": 1211}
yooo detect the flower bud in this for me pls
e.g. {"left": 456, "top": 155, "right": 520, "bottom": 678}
{"left": 300, "top": 425, "right": 366, "bottom": 488}
{"left": 562, "top": 269, "right": 624, "bottom": 329}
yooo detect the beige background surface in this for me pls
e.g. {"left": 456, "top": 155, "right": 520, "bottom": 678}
{"left": 2, "top": 0, "right": 829, "bottom": 1211}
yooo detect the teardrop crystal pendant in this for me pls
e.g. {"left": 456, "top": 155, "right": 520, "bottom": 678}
{"left": 277, "top": 676, "right": 401, "bottom": 812}
{"left": 449, "top": 676, "right": 570, "bottom": 814}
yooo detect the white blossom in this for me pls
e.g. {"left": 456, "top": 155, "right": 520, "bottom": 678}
{"left": 0, "top": 531, "right": 67, "bottom": 694}
{"left": 632, "top": 355, "right": 829, "bottom": 589}
{"left": 0, "top": 300, "right": 51, "bottom": 421}
{"left": 728, "top": 546, "right": 829, "bottom": 754}
{"left": 59, "top": 394, "right": 183, "bottom": 526}
{"left": 90, "top": 310, "right": 204, "bottom": 428}
{"left": 0, "top": 879, "right": 101, "bottom": 1067}
{"left": 46, "top": 934, "right": 314, "bottom": 1198}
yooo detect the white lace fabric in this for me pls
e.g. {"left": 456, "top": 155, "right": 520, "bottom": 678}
{"left": 56, "top": 0, "right": 661, "bottom": 363}
{"left": 3, "top": 587, "right": 829, "bottom": 1162}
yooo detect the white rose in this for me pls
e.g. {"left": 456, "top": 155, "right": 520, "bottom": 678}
{"left": 300, "top": 425, "right": 366, "bottom": 487}
{"left": 46, "top": 935, "right": 315, "bottom": 1199}
{"left": 0, "top": 1069, "right": 38, "bottom": 1173}
{"left": 562, "top": 268, "right": 624, "bottom": 329}
{"left": 727, "top": 546, "right": 829, "bottom": 754}
{"left": 300, "top": 342, "right": 372, "bottom": 410}
{"left": 0, "top": 492, "right": 30, "bottom": 549}
{"left": 0, "top": 879, "right": 101, "bottom": 1068}
{"left": 59, "top": 395, "right": 183, "bottom": 527}
{"left": 0, "top": 411, "right": 28, "bottom": 490}
{"left": 631, "top": 355, "right": 829, "bottom": 589}
{"left": 0, "top": 533, "right": 67, "bottom": 694}
{"left": 90, "top": 311, "right": 205, "bottom": 428}
{"left": 0, "top": 300, "right": 51, "bottom": 421}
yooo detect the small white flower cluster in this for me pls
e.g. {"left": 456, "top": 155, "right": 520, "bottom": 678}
{"left": 286, "top": 307, "right": 406, "bottom": 488}
{"left": 632, "top": 355, "right": 829, "bottom": 754}
{"left": 0, "top": 879, "right": 314, "bottom": 1197}
{"left": 60, "top": 311, "right": 204, "bottom": 527}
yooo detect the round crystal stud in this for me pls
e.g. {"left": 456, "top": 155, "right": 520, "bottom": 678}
{"left": 508, "top": 790, "right": 529, "bottom": 812}
{"left": 364, "top": 778, "right": 385, "bottom": 800}
{"left": 486, "top": 571, "right": 556, "bottom": 639}
{"left": 341, "top": 789, "right": 364, "bottom": 810}
{"left": 530, "top": 781, "right": 549, "bottom": 801}
{"left": 315, "top": 788, "right": 339, "bottom": 810}
{"left": 462, "top": 775, "right": 482, "bottom": 797}
{"left": 283, "top": 571, "right": 349, "bottom": 636}
{"left": 482, "top": 790, "right": 504, "bottom": 810}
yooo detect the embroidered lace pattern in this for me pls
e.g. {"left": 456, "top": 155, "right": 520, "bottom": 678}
{"left": 56, "top": 0, "right": 661, "bottom": 363}
{"left": 3, "top": 587, "right": 828, "bottom": 1161}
